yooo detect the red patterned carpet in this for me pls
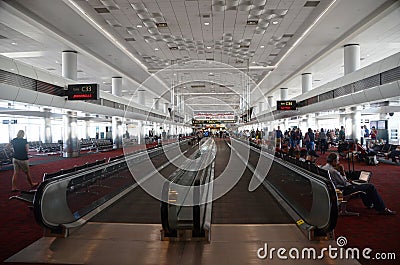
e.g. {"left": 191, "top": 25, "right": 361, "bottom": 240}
{"left": 314, "top": 151, "right": 400, "bottom": 265}
{"left": 0, "top": 145, "right": 399, "bottom": 265}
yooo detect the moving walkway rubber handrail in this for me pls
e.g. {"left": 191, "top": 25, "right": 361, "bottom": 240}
{"left": 32, "top": 139, "right": 193, "bottom": 234}
{"left": 161, "top": 138, "right": 215, "bottom": 239}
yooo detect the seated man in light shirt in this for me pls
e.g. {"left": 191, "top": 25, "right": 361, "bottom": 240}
{"left": 321, "top": 153, "right": 396, "bottom": 215}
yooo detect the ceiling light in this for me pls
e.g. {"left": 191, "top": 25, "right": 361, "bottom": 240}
{"left": 11, "top": 42, "right": 17, "bottom": 45}
{"left": 206, "top": 46, "right": 212, "bottom": 49}
{"left": 272, "top": 21, "right": 279, "bottom": 24}
{"left": 136, "top": 25, "right": 143, "bottom": 28}
{"left": 154, "top": 48, "right": 159, "bottom": 51}
{"left": 260, "top": 45, "right": 265, "bottom": 48}
{"left": 204, "top": 22, "right": 210, "bottom": 26}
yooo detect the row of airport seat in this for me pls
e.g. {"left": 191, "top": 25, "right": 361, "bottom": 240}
{"left": 9, "top": 154, "right": 125, "bottom": 206}
{"left": 274, "top": 149, "right": 365, "bottom": 216}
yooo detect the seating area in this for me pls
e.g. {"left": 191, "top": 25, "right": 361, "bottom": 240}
{"left": 276, "top": 148, "right": 367, "bottom": 216}
{"left": 9, "top": 156, "right": 112, "bottom": 206}
{"left": 373, "top": 144, "right": 400, "bottom": 162}
{"left": 92, "top": 139, "right": 113, "bottom": 152}
{"left": 0, "top": 144, "right": 13, "bottom": 168}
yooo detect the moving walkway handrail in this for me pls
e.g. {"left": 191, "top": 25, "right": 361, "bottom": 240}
{"left": 161, "top": 138, "right": 215, "bottom": 239}
{"left": 32, "top": 139, "right": 192, "bottom": 234}
{"left": 231, "top": 138, "right": 338, "bottom": 237}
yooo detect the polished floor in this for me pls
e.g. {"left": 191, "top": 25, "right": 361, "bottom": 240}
{"left": 6, "top": 223, "right": 360, "bottom": 265}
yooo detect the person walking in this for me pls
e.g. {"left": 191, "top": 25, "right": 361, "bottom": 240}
{"left": 7, "top": 130, "right": 37, "bottom": 191}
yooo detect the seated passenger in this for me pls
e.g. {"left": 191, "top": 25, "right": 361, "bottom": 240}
{"left": 387, "top": 146, "right": 400, "bottom": 163}
{"left": 321, "top": 153, "right": 396, "bottom": 215}
{"left": 306, "top": 150, "right": 319, "bottom": 163}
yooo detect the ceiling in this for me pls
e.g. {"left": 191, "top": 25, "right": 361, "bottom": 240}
{"left": 0, "top": 0, "right": 399, "bottom": 117}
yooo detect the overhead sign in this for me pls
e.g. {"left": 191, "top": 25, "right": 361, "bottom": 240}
{"left": 67, "top": 84, "right": 99, "bottom": 100}
{"left": 193, "top": 112, "right": 235, "bottom": 121}
{"left": 277, "top": 100, "right": 296, "bottom": 111}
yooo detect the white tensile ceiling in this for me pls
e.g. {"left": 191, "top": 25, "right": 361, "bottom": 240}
{"left": 0, "top": 0, "right": 399, "bottom": 114}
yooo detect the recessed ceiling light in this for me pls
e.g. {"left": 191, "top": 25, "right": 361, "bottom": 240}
{"left": 136, "top": 25, "right": 143, "bottom": 28}
{"left": 154, "top": 48, "right": 159, "bottom": 51}
{"left": 260, "top": 45, "right": 265, "bottom": 48}
{"left": 204, "top": 22, "right": 210, "bottom": 26}
{"left": 272, "top": 21, "right": 279, "bottom": 25}
{"left": 11, "top": 42, "right": 17, "bottom": 45}
{"left": 206, "top": 46, "right": 212, "bottom": 49}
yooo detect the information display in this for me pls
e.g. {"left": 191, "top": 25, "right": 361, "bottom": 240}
{"left": 277, "top": 100, "right": 297, "bottom": 110}
{"left": 67, "top": 84, "right": 98, "bottom": 100}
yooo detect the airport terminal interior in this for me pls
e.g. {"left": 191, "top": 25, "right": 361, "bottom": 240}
{"left": 0, "top": 0, "right": 399, "bottom": 264}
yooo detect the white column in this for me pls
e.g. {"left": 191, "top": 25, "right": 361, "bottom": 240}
{"left": 137, "top": 121, "right": 144, "bottom": 144}
{"left": 112, "top": 77, "right": 122, "bottom": 97}
{"left": 258, "top": 102, "right": 264, "bottom": 113}
{"left": 63, "top": 111, "right": 79, "bottom": 157}
{"left": 351, "top": 108, "right": 361, "bottom": 142}
{"left": 43, "top": 108, "right": 52, "bottom": 143}
{"left": 301, "top": 73, "right": 312, "bottom": 94}
{"left": 267, "top": 96, "right": 273, "bottom": 109}
{"left": 62, "top": 51, "right": 77, "bottom": 80}
{"left": 84, "top": 113, "right": 90, "bottom": 139}
{"left": 112, "top": 117, "right": 122, "bottom": 148}
{"left": 344, "top": 44, "right": 360, "bottom": 75}
{"left": 153, "top": 98, "right": 160, "bottom": 111}
{"left": 280, "top": 88, "right": 288, "bottom": 101}
{"left": 164, "top": 103, "right": 169, "bottom": 114}
{"left": 137, "top": 89, "right": 145, "bottom": 105}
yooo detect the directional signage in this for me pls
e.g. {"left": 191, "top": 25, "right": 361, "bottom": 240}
{"left": 277, "top": 100, "right": 296, "bottom": 110}
{"left": 67, "top": 84, "right": 99, "bottom": 100}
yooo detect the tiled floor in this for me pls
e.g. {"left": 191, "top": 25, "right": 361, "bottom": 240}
{"left": 6, "top": 223, "right": 361, "bottom": 265}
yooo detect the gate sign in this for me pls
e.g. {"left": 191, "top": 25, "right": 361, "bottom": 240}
{"left": 67, "top": 84, "right": 99, "bottom": 100}
{"left": 277, "top": 100, "right": 296, "bottom": 110}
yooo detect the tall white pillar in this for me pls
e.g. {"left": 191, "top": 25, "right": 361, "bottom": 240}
{"left": 112, "top": 117, "right": 122, "bottom": 149}
{"left": 153, "top": 98, "right": 160, "bottom": 111}
{"left": 62, "top": 50, "right": 77, "bottom": 80}
{"left": 63, "top": 111, "right": 79, "bottom": 157}
{"left": 267, "top": 96, "right": 273, "bottom": 109}
{"left": 84, "top": 114, "right": 90, "bottom": 139}
{"left": 351, "top": 108, "right": 361, "bottom": 142}
{"left": 301, "top": 73, "right": 312, "bottom": 94}
{"left": 164, "top": 103, "right": 169, "bottom": 114}
{"left": 280, "top": 88, "right": 288, "bottom": 101}
{"left": 258, "top": 102, "right": 264, "bottom": 114}
{"left": 112, "top": 77, "right": 122, "bottom": 97}
{"left": 137, "top": 121, "right": 143, "bottom": 144}
{"left": 43, "top": 108, "right": 52, "bottom": 143}
{"left": 344, "top": 44, "right": 360, "bottom": 75}
{"left": 137, "top": 89, "right": 145, "bottom": 105}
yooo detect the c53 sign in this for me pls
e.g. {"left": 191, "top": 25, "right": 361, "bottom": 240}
{"left": 67, "top": 84, "right": 99, "bottom": 100}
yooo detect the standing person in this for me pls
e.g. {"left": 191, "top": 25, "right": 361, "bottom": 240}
{"left": 318, "top": 128, "right": 327, "bottom": 154}
{"left": 275, "top": 126, "right": 283, "bottom": 148}
{"left": 339, "top": 126, "right": 346, "bottom": 142}
{"left": 370, "top": 126, "right": 378, "bottom": 143}
{"left": 306, "top": 128, "right": 315, "bottom": 151}
{"left": 7, "top": 130, "right": 37, "bottom": 191}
